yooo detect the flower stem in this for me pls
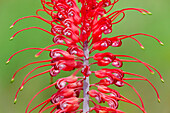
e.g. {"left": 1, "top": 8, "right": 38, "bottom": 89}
{"left": 83, "top": 40, "right": 90, "bottom": 113}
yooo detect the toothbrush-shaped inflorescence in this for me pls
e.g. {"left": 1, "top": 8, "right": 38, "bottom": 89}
{"left": 8, "top": 0, "right": 163, "bottom": 113}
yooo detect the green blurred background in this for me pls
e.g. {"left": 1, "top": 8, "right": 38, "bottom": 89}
{"left": 0, "top": 0, "right": 170, "bottom": 113}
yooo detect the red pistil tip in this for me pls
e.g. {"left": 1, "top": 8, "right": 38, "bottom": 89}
{"left": 35, "top": 54, "right": 39, "bottom": 58}
{"left": 20, "top": 86, "right": 24, "bottom": 91}
{"left": 11, "top": 78, "right": 14, "bottom": 83}
{"left": 158, "top": 98, "right": 161, "bottom": 103}
{"left": 141, "top": 46, "right": 145, "bottom": 50}
{"left": 10, "top": 37, "right": 14, "bottom": 41}
{"left": 161, "top": 79, "right": 164, "bottom": 83}
{"left": 160, "top": 42, "right": 164, "bottom": 46}
{"left": 10, "top": 25, "right": 14, "bottom": 29}
{"left": 14, "top": 99, "right": 17, "bottom": 104}
{"left": 6, "top": 60, "right": 10, "bottom": 64}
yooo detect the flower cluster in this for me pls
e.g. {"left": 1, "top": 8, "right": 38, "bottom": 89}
{"left": 8, "top": 0, "right": 164, "bottom": 113}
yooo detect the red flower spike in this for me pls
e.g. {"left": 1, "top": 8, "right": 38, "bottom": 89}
{"left": 91, "top": 36, "right": 123, "bottom": 52}
{"left": 81, "top": 65, "right": 91, "bottom": 77}
{"left": 67, "top": 79, "right": 84, "bottom": 88}
{"left": 53, "top": 35, "right": 75, "bottom": 45}
{"left": 90, "top": 106, "right": 125, "bottom": 113}
{"left": 89, "top": 89, "right": 145, "bottom": 112}
{"left": 51, "top": 88, "right": 81, "bottom": 103}
{"left": 40, "top": 97, "right": 83, "bottom": 113}
{"left": 92, "top": 17, "right": 112, "bottom": 44}
{"left": 89, "top": 90, "right": 119, "bottom": 109}
{"left": 87, "top": 8, "right": 106, "bottom": 19}
{"left": 110, "top": 38, "right": 122, "bottom": 47}
{"left": 94, "top": 69, "right": 124, "bottom": 87}
{"left": 50, "top": 68, "right": 60, "bottom": 77}
{"left": 67, "top": 46, "right": 84, "bottom": 57}
{"left": 55, "top": 76, "right": 78, "bottom": 89}
{"left": 51, "top": 25, "right": 64, "bottom": 34}
{"left": 112, "top": 58, "right": 123, "bottom": 68}
{"left": 63, "top": 19, "right": 80, "bottom": 35}
{"left": 50, "top": 49, "right": 75, "bottom": 59}
{"left": 97, "top": 85, "right": 120, "bottom": 97}
{"left": 93, "top": 52, "right": 115, "bottom": 61}
{"left": 96, "top": 79, "right": 112, "bottom": 86}
{"left": 62, "top": 27, "right": 80, "bottom": 42}
{"left": 54, "top": 68, "right": 81, "bottom": 89}
{"left": 92, "top": 38, "right": 112, "bottom": 51}
{"left": 93, "top": 52, "right": 116, "bottom": 66}
{"left": 53, "top": 60, "right": 76, "bottom": 71}
{"left": 9, "top": 0, "right": 163, "bottom": 113}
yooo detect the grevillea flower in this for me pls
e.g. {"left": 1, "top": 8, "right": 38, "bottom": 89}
{"left": 8, "top": 0, "right": 164, "bottom": 113}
